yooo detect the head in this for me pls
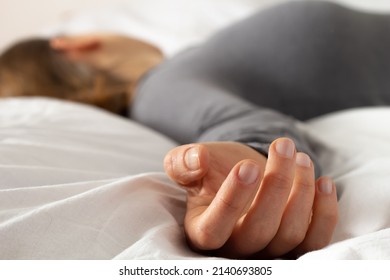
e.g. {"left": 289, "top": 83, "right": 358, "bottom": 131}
{"left": 0, "top": 38, "right": 130, "bottom": 114}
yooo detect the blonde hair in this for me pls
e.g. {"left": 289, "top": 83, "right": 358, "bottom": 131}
{"left": 0, "top": 38, "right": 130, "bottom": 114}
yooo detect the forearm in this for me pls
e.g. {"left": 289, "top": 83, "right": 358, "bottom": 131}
{"left": 132, "top": 63, "right": 321, "bottom": 176}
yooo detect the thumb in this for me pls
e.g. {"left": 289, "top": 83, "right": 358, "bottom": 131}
{"left": 163, "top": 144, "right": 209, "bottom": 186}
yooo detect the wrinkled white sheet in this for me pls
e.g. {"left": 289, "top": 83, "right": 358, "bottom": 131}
{"left": 0, "top": 98, "right": 389, "bottom": 259}
{"left": 299, "top": 107, "right": 390, "bottom": 259}
{"left": 2, "top": 0, "right": 390, "bottom": 260}
{"left": 0, "top": 98, "right": 187, "bottom": 259}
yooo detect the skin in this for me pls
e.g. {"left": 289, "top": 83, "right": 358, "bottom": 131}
{"left": 51, "top": 35, "right": 339, "bottom": 258}
{"left": 164, "top": 139, "right": 338, "bottom": 259}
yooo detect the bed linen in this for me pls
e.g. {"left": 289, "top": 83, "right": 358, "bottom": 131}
{"left": 0, "top": 97, "right": 389, "bottom": 260}
{"left": 2, "top": 0, "right": 390, "bottom": 260}
{"left": 299, "top": 107, "right": 390, "bottom": 259}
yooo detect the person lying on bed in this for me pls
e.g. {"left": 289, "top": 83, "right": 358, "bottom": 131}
{"left": 5, "top": 0, "right": 388, "bottom": 258}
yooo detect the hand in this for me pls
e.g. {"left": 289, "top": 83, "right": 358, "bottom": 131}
{"left": 164, "top": 138, "right": 338, "bottom": 259}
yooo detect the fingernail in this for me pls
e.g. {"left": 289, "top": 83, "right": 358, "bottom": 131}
{"left": 238, "top": 162, "right": 260, "bottom": 185}
{"left": 184, "top": 147, "right": 200, "bottom": 171}
{"left": 296, "top": 153, "right": 311, "bottom": 167}
{"left": 318, "top": 178, "right": 333, "bottom": 194}
{"left": 275, "top": 138, "right": 295, "bottom": 159}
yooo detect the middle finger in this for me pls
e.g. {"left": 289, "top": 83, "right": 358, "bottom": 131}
{"left": 228, "top": 138, "right": 296, "bottom": 255}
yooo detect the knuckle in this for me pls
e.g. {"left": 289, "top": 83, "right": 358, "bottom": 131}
{"left": 295, "top": 173, "right": 315, "bottom": 193}
{"left": 321, "top": 210, "right": 339, "bottom": 227}
{"left": 279, "top": 228, "right": 307, "bottom": 247}
{"left": 192, "top": 225, "right": 226, "bottom": 250}
{"left": 244, "top": 225, "right": 276, "bottom": 249}
{"left": 217, "top": 196, "right": 241, "bottom": 213}
{"left": 296, "top": 180, "right": 315, "bottom": 195}
{"left": 263, "top": 172, "right": 292, "bottom": 192}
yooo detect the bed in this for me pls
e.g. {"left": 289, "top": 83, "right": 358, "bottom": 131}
{"left": 1, "top": 0, "right": 390, "bottom": 260}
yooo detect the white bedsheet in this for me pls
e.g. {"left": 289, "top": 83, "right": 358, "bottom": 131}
{"left": 2, "top": 0, "right": 390, "bottom": 260}
{"left": 0, "top": 98, "right": 389, "bottom": 259}
{"left": 299, "top": 108, "right": 390, "bottom": 259}
{"left": 0, "top": 98, "right": 184, "bottom": 259}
